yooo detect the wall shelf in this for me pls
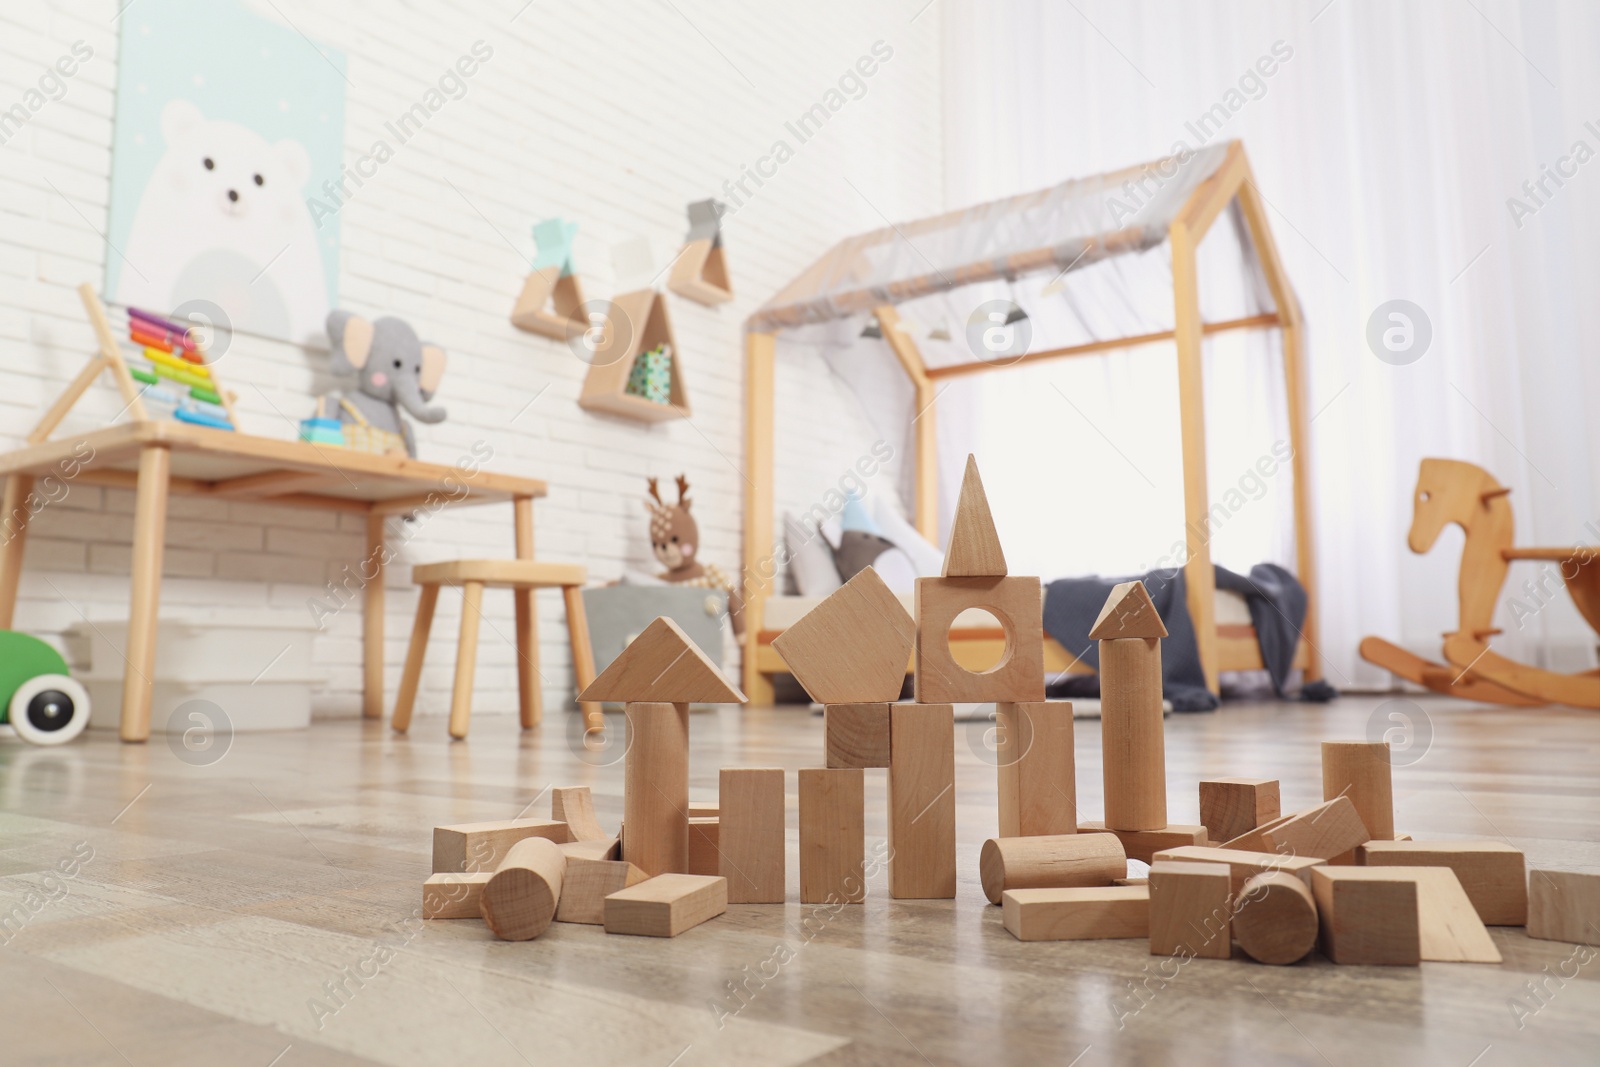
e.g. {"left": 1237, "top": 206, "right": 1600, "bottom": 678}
{"left": 578, "top": 288, "right": 690, "bottom": 423}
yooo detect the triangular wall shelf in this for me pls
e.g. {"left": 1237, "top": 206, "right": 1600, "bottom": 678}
{"left": 577, "top": 288, "right": 690, "bottom": 423}
{"left": 510, "top": 265, "right": 586, "bottom": 339}
{"left": 667, "top": 199, "right": 733, "bottom": 306}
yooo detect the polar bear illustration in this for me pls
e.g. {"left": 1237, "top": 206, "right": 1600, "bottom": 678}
{"left": 118, "top": 99, "right": 330, "bottom": 345}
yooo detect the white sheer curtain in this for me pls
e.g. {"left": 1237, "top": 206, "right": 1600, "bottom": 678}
{"left": 942, "top": 0, "right": 1600, "bottom": 685}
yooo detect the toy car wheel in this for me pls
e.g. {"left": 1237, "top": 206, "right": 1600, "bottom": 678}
{"left": 9, "top": 674, "right": 90, "bottom": 746}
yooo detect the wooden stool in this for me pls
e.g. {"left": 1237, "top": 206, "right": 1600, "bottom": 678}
{"left": 392, "top": 560, "right": 600, "bottom": 739}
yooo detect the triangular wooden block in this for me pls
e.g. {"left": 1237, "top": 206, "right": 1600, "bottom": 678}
{"left": 772, "top": 567, "right": 915, "bottom": 704}
{"left": 942, "top": 455, "right": 1007, "bottom": 577}
{"left": 578, "top": 616, "right": 745, "bottom": 704}
{"left": 1089, "top": 580, "right": 1168, "bottom": 640}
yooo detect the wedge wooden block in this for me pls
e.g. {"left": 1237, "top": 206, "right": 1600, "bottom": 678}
{"left": 1322, "top": 740, "right": 1394, "bottom": 861}
{"left": 720, "top": 768, "right": 786, "bottom": 903}
{"left": 1002, "top": 886, "right": 1150, "bottom": 942}
{"left": 579, "top": 617, "right": 745, "bottom": 704}
{"left": 1406, "top": 867, "right": 1501, "bottom": 962}
{"left": 432, "top": 818, "right": 574, "bottom": 874}
{"left": 604, "top": 873, "right": 728, "bottom": 937}
{"left": 1152, "top": 845, "right": 1326, "bottom": 896}
{"left": 979, "top": 833, "right": 1125, "bottom": 905}
{"left": 996, "top": 701, "right": 1076, "bottom": 838}
{"left": 1078, "top": 822, "right": 1208, "bottom": 864}
{"left": 1149, "top": 860, "right": 1232, "bottom": 959}
{"left": 799, "top": 767, "right": 866, "bottom": 904}
{"left": 1098, "top": 635, "right": 1166, "bottom": 832}
{"left": 887, "top": 702, "right": 956, "bottom": 899}
{"left": 1527, "top": 869, "right": 1600, "bottom": 945}
{"left": 559, "top": 838, "right": 621, "bottom": 862}
{"left": 1234, "top": 871, "right": 1317, "bottom": 965}
{"left": 913, "top": 576, "right": 1045, "bottom": 704}
{"left": 1310, "top": 866, "right": 1420, "bottom": 965}
{"left": 556, "top": 857, "right": 648, "bottom": 925}
{"left": 942, "top": 454, "right": 1007, "bottom": 577}
{"left": 825, "top": 703, "right": 891, "bottom": 768}
{"left": 1198, "top": 778, "right": 1281, "bottom": 846}
{"left": 773, "top": 567, "right": 916, "bottom": 704}
{"left": 422, "top": 872, "right": 492, "bottom": 919}
{"left": 1222, "top": 796, "right": 1369, "bottom": 861}
{"left": 481, "top": 837, "right": 566, "bottom": 941}
{"left": 687, "top": 818, "right": 720, "bottom": 877}
{"left": 623, "top": 701, "right": 689, "bottom": 877}
{"left": 551, "top": 786, "right": 609, "bottom": 842}
{"left": 1358, "top": 840, "right": 1527, "bottom": 925}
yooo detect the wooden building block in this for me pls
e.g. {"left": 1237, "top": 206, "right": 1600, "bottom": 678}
{"left": 799, "top": 767, "right": 866, "bottom": 904}
{"left": 1222, "top": 796, "right": 1369, "bottom": 861}
{"left": 996, "top": 701, "right": 1076, "bottom": 838}
{"left": 559, "top": 838, "right": 621, "bottom": 862}
{"left": 1088, "top": 580, "right": 1169, "bottom": 641}
{"left": 688, "top": 804, "right": 719, "bottom": 819}
{"left": 1002, "top": 886, "right": 1150, "bottom": 942}
{"left": 1152, "top": 845, "right": 1326, "bottom": 896}
{"left": 720, "top": 768, "right": 786, "bottom": 903}
{"left": 1316, "top": 866, "right": 1498, "bottom": 962}
{"left": 687, "top": 818, "right": 720, "bottom": 877}
{"left": 1322, "top": 740, "right": 1394, "bottom": 861}
{"left": 825, "top": 703, "right": 891, "bottom": 768}
{"left": 887, "top": 702, "right": 956, "bottom": 899}
{"left": 773, "top": 567, "right": 917, "bottom": 704}
{"left": 1198, "top": 778, "right": 1280, "bottom": 845}
{"left": 1358, "top": 840, "right": 1527, "bottom": 925}
{"left": 979, "top": 833, "right": 1125, "bottom": 905}
{"left": 1078, "top": 822, "right": 1207, "bottom": 865}
{"left": 551, "top": 786, "right": 610, "bottom": 842}
{"left": 913, "top": 576, "right": 1045, "bottom": 704}
{"left": 1310, "top": 867, "right": 1420, "bottom": 965}
{"left": 942, "top": 454, "right": 1007, "bottom": 577}
{"left": 1234, "top": 871, "right": 1317, "bottom": 965}
{"left": 1098, "top": 633, "right": 1166, "bottom": 832}
{"left": 623, "top": 702, "right": 689, "bottom": 877}
{"left": 422, "top": 872, "right": 492, "bottom": 919}
{"left": 556, "top": 858, "right": 648, "bottom": 925}
{"left": 1528, "top": 869, "right": 1600, "bottom": 945}
{"left": 604, "top": 873, "right": 728, "bottom": 937}
{"left": 432, "top": 818, "right": 573, "bottom": 874}
{"left": 481, "top": 837, "right": 566, "bottom": 941}
{"left": 579, "top": 616, "right": 745, "bottom": 704}
{"left": 1149, "top": 860, "right": 1232, "bottom": 959}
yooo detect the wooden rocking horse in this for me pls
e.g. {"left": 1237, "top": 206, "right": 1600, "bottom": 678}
{"left": 1361, "top": 458, "right": 1600, "bottom": 708}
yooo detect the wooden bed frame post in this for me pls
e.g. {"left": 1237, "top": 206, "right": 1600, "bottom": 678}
{"left": 743, "top": 330, "right": 777, "bottom": 705}
{"left": 872, "top": 306, "right": 939, "bottom": 543}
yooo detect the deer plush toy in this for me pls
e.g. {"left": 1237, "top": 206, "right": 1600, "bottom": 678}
{"left": 646, "top": 474, "right": 744, "bottom": 637}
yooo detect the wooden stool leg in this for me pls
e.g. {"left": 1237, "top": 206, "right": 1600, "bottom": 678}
{"left": 392, "top": 584, "right": 439, "bottom": 734}
{"left": 562, "top": 584, "right": 602, "bottom": 734}
{"left": 449, "top": 581, "right": 485, "bottom": 740}
{"left": 514, "top": 585, "right": 542, "bottom": 729}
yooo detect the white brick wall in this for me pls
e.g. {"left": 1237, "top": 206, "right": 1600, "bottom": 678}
{"left": 0, "top": 2, "right": 943, "bottom": 720}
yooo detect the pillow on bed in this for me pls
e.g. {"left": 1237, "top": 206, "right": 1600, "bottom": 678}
{"left": 783, "top": 512, "right": 843, "bottom": 597}
{"left": 871, "top": 493, "right": 943, "bottom": 576}
{"left": 832, "top": 493, "right": 921, "bottom": 593}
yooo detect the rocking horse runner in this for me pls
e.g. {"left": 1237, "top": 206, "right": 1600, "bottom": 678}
{"left": 1360, "top": 458, "right": 1600, "bottom": 709}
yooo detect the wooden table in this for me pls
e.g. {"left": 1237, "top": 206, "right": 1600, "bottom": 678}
{"left": 0, "top": 419, "right": 550, "bottom": 742}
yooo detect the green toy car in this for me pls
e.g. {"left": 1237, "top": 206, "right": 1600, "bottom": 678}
{"left": 0, "top": 631, "right": 90, "bottom": 745}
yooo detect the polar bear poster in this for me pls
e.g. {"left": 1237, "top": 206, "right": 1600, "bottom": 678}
{"left": 107, "top": 0, "right": 345, "bottom": 347}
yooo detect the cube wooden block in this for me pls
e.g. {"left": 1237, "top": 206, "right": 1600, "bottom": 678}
{"left": 799, "top": 767, "right": 866, "bottom": 904}
{"left": 1198, "top": 778, "right": 1280, "bottom": 845}
{"left": 772, "top": 567, "right": 916, "bottom": 704}
{"left": 913, "top": 577, "right": 1045, "bottom": 704}
{"left": 1152, "top": 845, "right": 1326, "bottom": 896}
{"left": 1222, "top": 796, "right": 1369, "bottom": 860}
{"left": 687, "top": 818, "right": 720, "bottom": 877}
{"left": 604, "top": 873, "right": 728, "bottom": 937}
{"left": 1078, "top": 822, "right": 1208, "bottom": 864}
{"left": 1358, "top": 840, "right": 1527, "bottom": 925}
{"left": 825, "top": 703, "right": 891, "bottom": 768}
{"left": 623, "top": 701, "right": 689, "bottom": 877}
{"left": 422, "top": 872, "right": 492, "bottom": 919}
{"left": 720, "top": 768, "right": 786, "bottom": 903}
{"left": 996, "top": 701, "right": 1076, "bottom": 838}
{"left": 432, "top": 819, "right": 573, "bottom": 874}
{"left": 1528, "top": 869, "right": 1600, "bottom": 945}
{"left": 1002, "top": 886, "right": 1150, "bottom": 942}
{"left": 887, "top": 702, "right": 956, "bottom": 899}
{"left": 1149, "top": 860, "right": 1232, "bottom": 959}
{"left": 557, "top": 858, "right": 648, "bottom": 925}
{"left": 1310, "top": 867, "right": 1420, "bottom": 965}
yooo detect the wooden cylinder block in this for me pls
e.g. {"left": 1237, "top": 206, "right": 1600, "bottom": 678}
{"left": 624, "top": 701, "right": 690, "bottom": 876}
{"left": 481, "top": 837, "right": 566, "bottom": 941}
{"left": 1234, "top": 871, "right": 1318, "bottom": 965}
{"left": 1100, "top": 637, "right": 1166, "bottom": 831}
{"left": 1321, "top": 740, "right": 1394, "bottom": 841}
{"left": 979, "top": 833, "right": 1126, "bottom": 905}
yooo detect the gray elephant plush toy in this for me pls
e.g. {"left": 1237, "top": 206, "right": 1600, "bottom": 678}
{"left": 325, "top": 310, "right": 446, "bottom": 457}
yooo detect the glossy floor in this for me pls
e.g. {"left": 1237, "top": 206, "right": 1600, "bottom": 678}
{"left": 1, "top": 694, "right": 1596, "bottom": 1066}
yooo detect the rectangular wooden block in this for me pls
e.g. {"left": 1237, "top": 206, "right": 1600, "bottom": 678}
{"left": 799, "top": 767, "right": 866, "bottom": 904}
{"left": 1310, "top": 867, "right": 1421, "bottom": 965}
{"left": 623, "top": 702, "right": 689, "bottom": 877}
{"left": 1198, "top": 778, "right": 1280, "bottom": 845}
{"left": 687, "top": 818, "right": 720, "bottom": 877}
{"left": 432, "top": 819, "right": 573, "bottom": 874}
{"left": 1358, "top": 840, "right": 1527, "bottom": 925}
{"left": 1528, "top": 869, "right": 1600, "bottom": 945}
{"left": 913, "top": 577, "right": 1045, "bottom": 704}
{"left": 1222, "top": 796, "right": 1369, "bottom": 860}
{"left": 1079, "top": 822, "right": 1207, "bottom": 864}
{"left": 720, "top": 769, "right": 786, "bottom": 903}
{"left": 604, "top": 873, "right": 728, "bottom": 937}
{"left": 825, "top": 703, "right": 891, "bottom": 768}
{"left": 1149, "top": 860, "right": 1232, "bottom": 959}
{"left": 688, "top": 804, "right": 720, "bottom": 819}
{"left": 1152, "top": 845, "right": 1326, "bottom": 896}
{"left": 557, "top": 858, "right": 648, "bottom": 925}
{"left": 422, "top": 872, "right": 492, "bottom": 918}
{"left": 888, "top": 702, "right": 956, "bottom": 899}
{"left": 997, "top": 701, "right": 1076, "bottom": 838}
{"left": 1002, "top": 886, "right": 1150, "bottom": 942}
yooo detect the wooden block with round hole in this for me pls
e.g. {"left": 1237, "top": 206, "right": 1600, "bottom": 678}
{"left": 1234, "top": 871, "right": 1318, "bottom": 964}
{"left": 604, "top": 873, "right": 727, "bottom": 937}
{"left": 825, "top": 703, "right": 891, "bottom": 768}
{"left": 556, "top": 857, "right": 647, "bottom": 925}
{"left": 772, "top": 567, "right": 916, "bottom": 704}
{"left": 996, "top": 701, "right": 1076, "bottom": 838}
{"left": 1198, "top": 778, "right": 1280, "bottom": 846}
{"left": 1001, "top": 885, "right": 1150, "bottom": 941}
{"left": 1358, "top": 840, "right": 1526, "bottom": 925}
{"left": 887, "top": 702, "right": 956, "bottom": 899}
{"left": 422, "top": 872, "right": 491, "bottom": 919}
{"left": 913, "top": 576, "right": 1044, "bottom": 704}
{"left": 481, "top": 837, "right": 566, "bottom": 941}
{"left": 1078, "top": 822, "right": 1208, "bottom": 864}
{"left": 1149, "top": 860, "right": 1232, "bottom": 959}
{"left": 799, "top": 767, "right": 865, "bottom": 904}
{"left": 1309, "top": 866, "right": 1420, "bottom": 965}
{"left": 432, "top": 818, "right": 573, "bottom": 875}
{"left": 979, "top": 833, "right": 1125, "bottom": 905}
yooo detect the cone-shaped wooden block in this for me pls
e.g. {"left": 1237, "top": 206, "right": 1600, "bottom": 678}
{"left": 942, "top": 454, "right": 1007, "bottom": 577}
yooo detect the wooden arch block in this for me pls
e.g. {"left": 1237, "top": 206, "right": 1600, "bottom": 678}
{"left": 579, "top": 616, "right": 745, "bottom": 704}
{"left": 773, "top": 567, "right": 916, "bottom": 704}
{"left": 943, "top": 454, "right": 1007, "bottom": 577}
{"left": 913, "top": 576, "right": 1045, "bottom": 704}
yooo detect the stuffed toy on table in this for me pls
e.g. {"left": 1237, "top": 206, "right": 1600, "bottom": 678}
{"left": 645, "top": 474, "right": 744, "bottom": 637}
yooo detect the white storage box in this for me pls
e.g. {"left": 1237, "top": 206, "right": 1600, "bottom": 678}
{"left": 83, "top": 678, "right": 317, "bottom": 733}
{"left": 68, "top": 613, "right": 318, "bottom": 683}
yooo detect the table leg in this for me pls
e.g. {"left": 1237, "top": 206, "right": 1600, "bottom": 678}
{"left": 563, "top": 584, "right": 602, "bottom": 733}
{"left": 513, "top": 496, "right": 541, "bottom": 728}
{"left": 392, "top": 583, "right": 439, "bottom": 734}
{"left": 363, "top": 511, "right": 386, "bottom": 719}
{"left": 0, "top": 474, "right": 36, "bottom": 630}
{"left": 450, "top": 581, "right": 485, "bottom": 739}
{"left": 122, "top": 446, "right": 170, "bottom": 743}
